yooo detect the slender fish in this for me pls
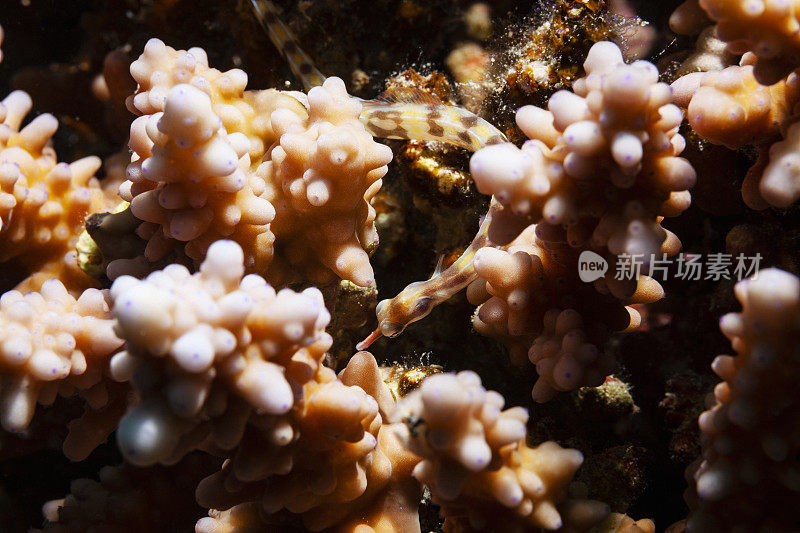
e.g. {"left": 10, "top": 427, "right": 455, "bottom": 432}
{"left": 250, "top": 0, "right": 509, "bottom": 349}
{"left": 249, "top": 0, "right": 508, "bottom": 151}
{"left": 356, "top": 200, "right": 500, "bottom": 350}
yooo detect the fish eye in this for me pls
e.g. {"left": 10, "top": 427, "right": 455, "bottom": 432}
{"left": 381, "top": 321, "right": 403, "bottom": 338}
{"left": 413, "top": 297, "right": 432, "bottom": 315}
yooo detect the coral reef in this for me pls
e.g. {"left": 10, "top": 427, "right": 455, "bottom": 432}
{"left": 39, "top": 454, "right": 218, "bottom": 532}
{"left": 0, "top": 90, "right": 110, "bottom": 293}
{"left": 393, "top": 370, "right": 608, "bottom": 531}
{"left": 672, "top": 62, "right": 798, "bottom": 150}
{"left": 462, "top": 40, "right": 691, "bottom": 401}
{"left": 686, "top": 269, "right": 800, "bottom": 531}
{"left": 195, "top": 350, "right": 421, "bottom": 532}
{"left": 122, "top": 39, "right": 276, "bottom": 274}
{"left": 109, "top": 239, "right": 334, "bottom": 466}
{"left": 0, "top": 2, "right": 799, "bottom": 532}
{"left": 697, "top": 0, "right": 800, "bottom": 85}
{"left": 670, "top": 0, "right": 800, "bottom": 212}
{"left": 0, "top": 280, "right": 121, "bottom": 437}
{"left": 265, "top": 76, "right": 392, "bottom": 286}
{"left": 118, "top": 38, "right": 391, "bottom": 287}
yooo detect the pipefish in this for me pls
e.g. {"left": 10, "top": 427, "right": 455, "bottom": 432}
{"left": 249, "top": 0, "right": 508, "bottom": 348}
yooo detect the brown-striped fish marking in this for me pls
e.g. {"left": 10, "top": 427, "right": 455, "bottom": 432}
{"left": 249, "top": 0, "right": 508, "bottom": 152}
{"left": 359, "top": 88, "right": 508, "bottom": 152}
{"left": 251, "top": 0, "right": 510, "bottom": 349}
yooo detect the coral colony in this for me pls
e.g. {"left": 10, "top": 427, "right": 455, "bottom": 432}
{"left": 1, "top": 0, "right": 800, "bottom": 532}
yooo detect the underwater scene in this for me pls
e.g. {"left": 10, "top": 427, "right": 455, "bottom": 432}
{"left": 0, "top": 1, "right": 797, "bottom": 531}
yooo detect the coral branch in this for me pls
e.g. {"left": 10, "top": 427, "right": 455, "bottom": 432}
{"left": 697, "top": 0, "right": 800, "bottom": 85}
{"left": 109, "top": 239, "right": 332, "bottom": 466}
{"left": 0, "top": 279, "right": 122, "bottom": 454}
{"left": 394, "top": 370, "right": 609, "bottom": 531}
{"left": 0, "top": 90, "right": 110, "bottom": 291}
{"left": 687, "top": 269, "right": 800, "bottom": 531}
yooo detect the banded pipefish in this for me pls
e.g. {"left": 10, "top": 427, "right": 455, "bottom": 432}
{"left": 250, "top": 0, "right": 507, "bottom": 150}
{"left": 250, "top": 0, "right": 507, "bottom": 347}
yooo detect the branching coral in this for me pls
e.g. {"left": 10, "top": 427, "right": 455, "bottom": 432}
{"left": 475, "top": 41, "right": 693, "bottom": 271}
{"left": 462, "top": 40, "right": 691, "bottom": 400}
{"left": 3, "top": 3, "right": 800, "bottom": 532}
{"left": 106, "top": 240, "right": 421, "bottom": 530}
{"left": 466, "top": 225, "right": 624, "bottom": 402}
{"left": 196, "top": 351, "right": 421, "bottom": 532}
{"left": 0, "top": 90, "right": 110, "bottom": 291}
{"left": 124, "top": 81, "right": 276, "bottom": 272}
{"left": 0, "top": 279, "right": 122, "bottom": 460}
{"left": 687, "top": 268, "right": 800, "bottom": 531}
{"left": 697, "top": 0, "right": 800, "bottom": 85}
{"left": 672, "top": 1, "right": 800, "bottom": 211}
{"left": 672, "top": 58, "right": 800, "bottom": 210}
{"left": 121, "top": 38, "right": 391, "bottom": 287}
{"left": 109, "top": 239, "right": 333, "bottom": 466}
{"left": 752, "top": 117, "right": 800, "bottom": 208}
{"left": 368, "top": 40, "right": 689, "bottom": 404}
{"left": 671, "top": 61, "right": 799, "bottom": 150}
{"left": 393, "top": 370, "right": 609, "bottom": 532}
{"left": 661, "top": 9, "right": 800, "bottom": 509}
{"left": 263, "top": 76, "right": 393, "bottom": 287}
{"left": 121, "top": 39, "right": 281, "bottom": 277}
